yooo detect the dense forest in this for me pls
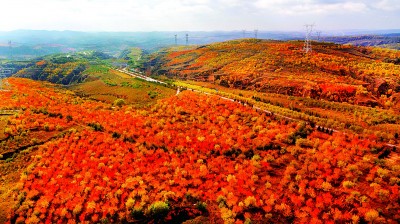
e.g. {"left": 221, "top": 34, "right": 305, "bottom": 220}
{"left": 1, "top": 78, "right": 398, "bottom": 223}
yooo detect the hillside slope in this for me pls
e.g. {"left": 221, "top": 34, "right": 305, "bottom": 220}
{"left": 70, "top": 65, "right": 175, "bottom": 106}
{"left": 1, "top": 78, "right": 399, "bottom": 223}
{"left": 12, "top": 51, "right": 115, "bottom": 85}
{"left": 322, "top": 34, "right": 400, "bottom": 49}
{"left": 149, "top": 39, "right": 400, "bottom": 108}
{"left": 11, "top": 51, "right": 176, "bottom": 106}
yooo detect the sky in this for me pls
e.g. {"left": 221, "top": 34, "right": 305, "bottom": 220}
{"left": 0, "top": 0, "right": 399, "bottom": 32}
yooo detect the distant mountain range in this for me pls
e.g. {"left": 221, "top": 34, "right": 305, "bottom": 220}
{"left": 0, "top": 29, "right": 399, "bottom": 60}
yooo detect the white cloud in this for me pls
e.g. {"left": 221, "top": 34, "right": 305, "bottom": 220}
{"left": 254, "top": 0, "right": 367, "bottom": 15}
{"left": 0, "top": 0, "right": 216, "bottom": 31}
{"left": 373, "top": 0, "right": 400, "bottom": 11}
{"left": 0, "top": 0, "right": 398, "bottom": 31}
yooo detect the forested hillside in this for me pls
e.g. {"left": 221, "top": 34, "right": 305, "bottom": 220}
{"left": 149, "top": 39, "right": 400, "bottom": 109}
{"left": 12, "top": 51, "right": 114, "bottom": 85}
{"left": 1, "top": 78, "right": 398, "bottom": 223}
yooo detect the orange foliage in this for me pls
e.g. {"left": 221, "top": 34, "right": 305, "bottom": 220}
{"left": 1, "top": 78, "right": 399, "bottom": 223}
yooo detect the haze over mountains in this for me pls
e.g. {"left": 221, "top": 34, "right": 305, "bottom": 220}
{"left": 1, "top": 29, "right": 399, "bottom": 59}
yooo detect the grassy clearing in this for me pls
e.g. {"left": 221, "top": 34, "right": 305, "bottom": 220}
{"left": 127, "top": 47, "right": 144, "bottom": 69}
{"left": 71, "top": 65, "right": 175, "bottom": 107}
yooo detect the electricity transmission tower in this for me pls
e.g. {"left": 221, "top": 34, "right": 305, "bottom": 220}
{"left": 315, "top": 31, "right": 322, "bottom": 41}
{"left": 8, "top": 40, "right": 12, "bottom": 58}
{"left": 242, "top": 30, "right": 246, "bottom": 38}
{"left": 303, "top": 24, "right": 315, "bottom": 54}
{"left": 174, "top": 34, "right": 177, "bottom": 45}
{"left": 185, "top": 33, "right": 188, "bottom": 45}
{"left": 254, "top": 29, "right": 258, "bottom": 39}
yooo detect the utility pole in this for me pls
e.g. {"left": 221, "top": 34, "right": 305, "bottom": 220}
{"left": 254, "top": 29, "right": 258, "bottom": 39}
{"left": 174, "top": 34, "right": 177, "bottom": 45}
{"left": 303, "top": 24, "right": 315, "bottom": 54}
{"left": 185, "top": 33, "right": 188, "bottom": 45}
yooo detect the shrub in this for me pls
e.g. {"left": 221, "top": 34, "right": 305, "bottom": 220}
{"left": 148, "top": 201, "right": 169, "bottom": 217}
{"left": 66, "top": 115, "right": 73, "bottom": 122}
{"left": 87, "top": 122, "right": 104, "bottom": 132}
{"left": 43, "top": 123, "right": 50, "bottom": 131}
{"left": 147, "top": 91, "right": 158, "bottom": 99}
{"left": 295, "top": 138, "right": 313, "bottom": 148}
{"left": 251, "top": 154, "right": 261, "bottom": 161}
{"left": 377, "top": 168, "right": 389, "bottom": 178}
{"left": 4, "top": 127, "right": 13, "bottom": 135}
{"left": 112, "top": 132, "right": 121, "bottom": 139}
{"left": 244, "top": 196, "right": 257, "bottom": 208}
{"left": 56, "top": 125, "right": 63, "bottom": 131}
{"left": 113, "top": 98, "right": 126, "bottom": 107}
{"left": 351, "top": 215, "right": 359, "bottom": 223}
{"left": 321, "top": 181, "right": 332, "bottom": 191}
{"left": 364, "top": 209, "right": 379, "bottom": 222}
{"left": 72, "top": 204, "right": 82, "bottom": 216}
{"left": 216, "top": 195, "right": 227, "bottom": 208}
{"left": 196, "top": 201, "right": 207, "bottom": 212}
{"left": 30, "top": 138, "right": 39, "bottom": 145}
{"left": 347, "top": 164, "right": 358, "bottom": 172}
{"left": 343, "top": 181, "right": 355, "bottom": 189}
{"left": 378, "top": 189, "right": 389, "bottom": 200}
{"left": 125, "top": 198, "right": 135, "bottom": 210}
{"left": 216, "top": 195, "right": 226, "bottom": 204}
{"left": 220, "top": 207, "right": 235, "bottom": 222}
{"left": 244, "top": 218, "right": 252, "bottom": 224}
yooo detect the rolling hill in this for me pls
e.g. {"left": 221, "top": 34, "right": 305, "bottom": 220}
{"left": 9, "top": 50, "right": 175, "bottom": 106}
{"left": 149, "top": 39, "right": 400, "bottom": 109}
